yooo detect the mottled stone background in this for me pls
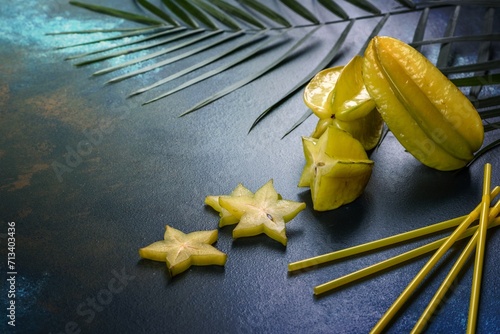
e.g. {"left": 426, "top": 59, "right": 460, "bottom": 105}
{"left": 1, "top": 1, "right": 499, "bottom": 333}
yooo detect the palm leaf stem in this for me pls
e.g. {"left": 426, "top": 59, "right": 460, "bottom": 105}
{"left": 93, "top": 30, "right": 225, "bottom": 76}
{"left": 396, "top": 0, "right": 416, "bottom": 9}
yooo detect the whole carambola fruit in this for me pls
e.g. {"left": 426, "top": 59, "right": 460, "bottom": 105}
{"left": 362, "top": 36, "right": 484, "bottom": 171}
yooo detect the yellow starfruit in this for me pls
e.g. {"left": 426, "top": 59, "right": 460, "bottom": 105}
{"left": 205, "top": 183, "right": 253, "bottom": 227}
{"left": 362, "top": 36, "right": 484, "bottom": 171}
{"left": 218, "top": 180, "right": 306, "bottom": 246}
{"left": 299, "top": 126, "right": 374, "bottom": 211}
{"left": 139, "top": 225, "right": 227, "bottom": 276}
{"left": 303, "top": 65, "right": 344, "bottom": 119}
{"left": 303, "top": 58, "right": 383, "bottom": 151}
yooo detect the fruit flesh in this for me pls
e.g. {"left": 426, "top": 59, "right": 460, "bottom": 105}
{"left": 332, "top": 55, "right": 376, "bottom": 122}
{"left": 218, "top": 179, "right": 306, "bottom": 246}
{"left": 139, "top": 225, "right": 227, "bottom": 276}
{"left": 303, "top": 60, "right": 383, "bottom": 151}
{"left": 299, "top": 126, "right": 373, "bottom": 211}
{"left": 303, "top": 66, "right": 344, "bottom": 119}
{"left": 205, "top": 184, "right": 253, "bottom": 227}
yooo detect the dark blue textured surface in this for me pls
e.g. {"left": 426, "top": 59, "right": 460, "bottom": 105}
{"left": 1, "top": 1, "right": 499, "bottom": 333}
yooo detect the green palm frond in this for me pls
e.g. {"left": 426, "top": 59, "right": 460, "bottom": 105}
{"left": 52, "top": 0, "right": 500, "bottom": 163}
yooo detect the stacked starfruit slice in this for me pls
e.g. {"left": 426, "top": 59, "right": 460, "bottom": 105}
{"left": 299, "top": 126, "right": 374, "bottom": 211}
{"left": 303, "top": 55, "right": 384, "bottom": 151}
{"left": 301, "top": 36, "right": 485, "bottom": 211}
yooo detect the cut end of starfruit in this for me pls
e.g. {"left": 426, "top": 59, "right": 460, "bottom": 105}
{"left": 305, "top": 56, "right": 383, "bottom": 151}
{"left": 311, "top": 159, "right": 373, "bottom": 211}
{"left": 331, "top": 55, "right": 376, "bottom": 122}
{"left": 362, "top": 36, "right": 484, "bottom": 171}
{"left": 300, "top": 126, "right": 373, "bottom": 211}
{"left": 303, "top": 66, "right": 344, "bottom": 119}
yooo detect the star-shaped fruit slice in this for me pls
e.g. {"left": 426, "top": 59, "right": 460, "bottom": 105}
{"left": 218, "top": 180, "right": 306, "bottom": 246}
{"left": 205, "top": 184, "right": 254, "bottom": 227}
{"left": 139, "top": 225, "right": 227, "bottom": 276}
{"left": 303, "top": 65, "right": 344, "bottom": 119}
{"left": 299, "top": 126, "right": 374, "bottom": 211}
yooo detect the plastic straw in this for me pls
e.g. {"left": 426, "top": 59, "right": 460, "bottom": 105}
{"left": 411, "top": 197, "right": 500, "bottom": 333}
{"left": 467, "top": 163, "right": 492, "bottom": 333}
{"left": 313, "top": 215, "right": 500, "bottom": 295}
{"left": 289, "top": 187, "right": 500, "bottom": 272}
{"left": 370, "top": 184, "right": 495, "bottom": 333}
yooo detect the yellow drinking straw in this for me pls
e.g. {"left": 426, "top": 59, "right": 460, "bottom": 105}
{"left": 411, "top": 198, "right": 500, "bottom": 333}
{"left": 467, "top": 163, "right": 492, "bottom": 334}
{"left": 289, "top": 216, "right": 465, "bottom": 272}
{"left": 289, "top": 186, "right": 500, "bottom": 273}
{"left": 313, "top": 216, "right": 500, "bottom": 296}
{"left": 370, "top": 166, "right": 494, "bottom": 334}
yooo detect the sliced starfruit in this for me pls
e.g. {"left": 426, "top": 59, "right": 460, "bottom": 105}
{"left": 298, "top": 136, "right": 322, "bottom": 187}
{"left": 331, "top": 55, "right": 377, "bottom": 121}
{"left": 139, "top": 225, "right": 227, "bottom": 276}
{"left": 304, "top": 57, "right": 383, "bottom": 151}
{"left": 218, "top": 179, "right": 306, "bottom": 246}
{"left": 362, "top": 36, "right": 484, "bottom": 171}
{"left": 332, "top": 108, "right": 384, "bottom": 151}
{"left": 299, "top": 126, "right": 373, "bottom": 211}
{"left": 310, "top": 118, "right": 334, "bottom": 139}
{"left": 205, "top": 183, "right": 253, "bottom": 227}
{"left": 303, "top": 65, "right": 344, "bottom": 119}
{"left": 310, "top": 108, "right": 384, "bottom": 151}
